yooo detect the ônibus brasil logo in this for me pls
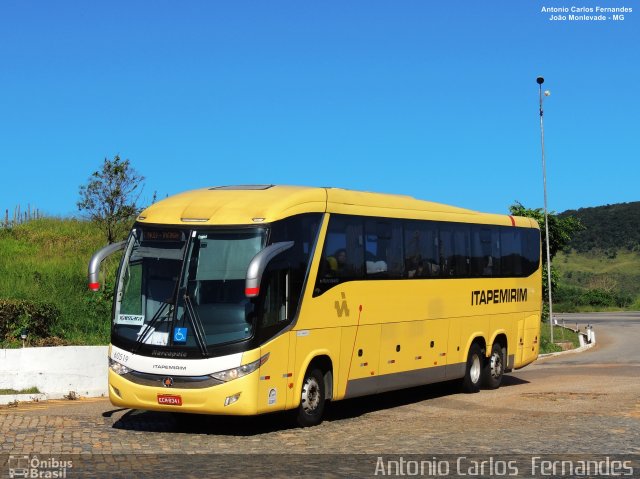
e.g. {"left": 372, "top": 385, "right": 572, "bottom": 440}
{"left": 7, "top": 455, "right": 73, "bottom": 478}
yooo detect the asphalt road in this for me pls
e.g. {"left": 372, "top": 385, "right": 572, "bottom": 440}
{"left": 2, "top": 312, "right": 639, "bottom": 478}
{"left": 552, "top": 312, "right": 640, "bottom": 365}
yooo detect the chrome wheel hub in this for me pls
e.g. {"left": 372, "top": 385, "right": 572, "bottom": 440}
{"left": 301, "top": 377, "right": 320, "bottom": 413}
{"left": 490, "top": 353, "right": 503, "bottom": 379}
{"left": 470, "top": 354, "right": 481, "bottom": 384}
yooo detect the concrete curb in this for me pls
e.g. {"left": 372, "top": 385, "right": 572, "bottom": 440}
{"left": 539, "top": 339, "right": 596, "bottom": 358}
{"left": 539, "top": 326, "right": 596, "bottom": 359}
{"left": 0, "top": 346, "right": 108, "bottom": 405}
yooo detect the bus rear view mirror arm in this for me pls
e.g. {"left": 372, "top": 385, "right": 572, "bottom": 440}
{"left": 245, "top": 241, "right": 294, "bottom": 297}
{"left": 88, "top": 241, "right": 126, "bottom": 291}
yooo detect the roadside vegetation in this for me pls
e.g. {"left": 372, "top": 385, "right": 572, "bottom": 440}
{"left": 554, "top": 249, "right": 640, "bottom": 312}
{"left": 540, "top": 323, "right": 581, "bottom": 354}
{"left": 0, "top": 218, "right": 116, "bottom": 347}
{"left": 0, "top": 386, "right": 40, "bottom": 395}
{"left": 1, "top": 156, "right": 145, "bottom": 347}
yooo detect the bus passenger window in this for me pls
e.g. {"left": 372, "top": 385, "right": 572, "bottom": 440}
{"left": 404, "top": 220, "right": 439, "bottom": 278}
{"left": 364, "top": 219, "right": 404, "bottom": 278}
{"left": 500, "top": 229, "right": 523, "bottom": 276}
{"left": 522, "top": 229, "right": 541, "bottom": 276}
{"left": 314, "top": 215, "right": 364, "bottom": 295}
{"left": 439, "top": 228, "right": 454, "bottom": 276}
{"left": 471, "top": 226, "right": 501, "bottom": 277}
{"left": 452, "top": 225, "right": 470, "bottom": 277}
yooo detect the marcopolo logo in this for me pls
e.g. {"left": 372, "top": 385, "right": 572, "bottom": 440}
{"left": 8, "top": 455, "right": 73, "bottom": 478}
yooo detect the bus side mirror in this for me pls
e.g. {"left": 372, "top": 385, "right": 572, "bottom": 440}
{"left": 245, "top": 241, "right": 294, "bottom": 298}
{"left": 88, "top": 241, "right": 126, "bottom": 291}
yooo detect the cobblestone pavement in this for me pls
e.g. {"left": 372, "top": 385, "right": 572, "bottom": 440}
{"left": 2, "top": 313, "right": 640, "bottom": 477}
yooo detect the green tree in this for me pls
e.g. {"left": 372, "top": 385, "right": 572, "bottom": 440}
{"left": 77, "top": 155, "right": 145, "bottom": 243}
{"left": 510, "top": 202, "right": 584, "bottom": 315}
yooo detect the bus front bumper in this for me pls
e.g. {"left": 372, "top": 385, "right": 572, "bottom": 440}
{"left": 108, "top": 369, "right": 259, "bottom": 416}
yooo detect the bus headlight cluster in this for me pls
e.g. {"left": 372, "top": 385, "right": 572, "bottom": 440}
{"left": 210, "top": 353, "right": 269, "bottom": 382}
{"left": 109, "top": 358, "right": 132, "bottom": 376}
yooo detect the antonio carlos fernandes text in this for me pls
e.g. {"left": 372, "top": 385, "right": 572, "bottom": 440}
{"left": 374, "top": 456, "right": 634, "bottom": 476}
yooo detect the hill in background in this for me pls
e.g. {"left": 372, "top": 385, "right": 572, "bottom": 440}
{"left": 560, "top": 201, "right": 640, "bottom": 253}
{"left": 556, "top": 201, "right": 640, "bottom": 311}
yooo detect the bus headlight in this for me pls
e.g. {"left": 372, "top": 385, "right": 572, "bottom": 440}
{"left": 210, "top": 353, "right": 270, "bottom": 382}
{"left": 109, "top": 357, "right": 132, "bottom": 376}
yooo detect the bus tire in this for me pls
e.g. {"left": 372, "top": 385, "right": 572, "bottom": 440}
{"left": 482, "top": 343, "right": 505, "bottom": 389}
{"left": 296, "top": 368, "right": 326, "bottom": 427}
{"left": 460, "top": 343, "right": 483, "bottom": 394}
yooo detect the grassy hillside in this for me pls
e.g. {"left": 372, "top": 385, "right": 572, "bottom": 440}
{"left": 554, "top": 249, "right": 640, "bottom": 311}
{"left": 560, "top": 202, "right": 640, "bottom": 253}
{"left": 0, "top": 218, "right": 117, "bottom": 346}
{"left": 554, "top": 201, "right": 640, "bottom": 312}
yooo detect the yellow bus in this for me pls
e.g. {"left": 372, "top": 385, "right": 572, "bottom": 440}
{"left": 89, "top": 185, "right": 541, "bottom": 426}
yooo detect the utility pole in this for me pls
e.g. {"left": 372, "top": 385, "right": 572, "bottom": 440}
{"left": 537, "top": 76, "right": 554, "bottom": 344}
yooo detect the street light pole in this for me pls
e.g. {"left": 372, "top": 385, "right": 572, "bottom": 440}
{"left": 537, "top": 76, "right": 554, "bottom": 344}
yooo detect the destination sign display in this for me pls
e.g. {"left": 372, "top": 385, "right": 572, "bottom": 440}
{"left": 142, "top": 230, "right": 184, "bottom": 242}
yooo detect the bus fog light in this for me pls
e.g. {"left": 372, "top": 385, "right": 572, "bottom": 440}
{"left": 224, "top": 393, "right": 241, "bottom": 406}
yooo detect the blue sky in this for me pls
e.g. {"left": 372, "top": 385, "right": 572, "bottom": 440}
{"left": 1, "top": 1, "right": 638, "bottom": 218}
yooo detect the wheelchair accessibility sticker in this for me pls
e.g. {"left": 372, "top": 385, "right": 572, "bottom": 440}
{"left": 173, "top": 327, "right": 188, "bottom": 343}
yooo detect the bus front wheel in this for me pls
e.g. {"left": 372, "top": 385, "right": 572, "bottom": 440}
{"left": 296, "top": 368, "right": 326, "bottom": 427}
{"left": 460, "top": 343, "right": 483, "bottom": 393}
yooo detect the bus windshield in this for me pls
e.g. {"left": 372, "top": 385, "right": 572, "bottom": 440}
{"left": 113, "top": 226, "right": 267, "bottom": 353}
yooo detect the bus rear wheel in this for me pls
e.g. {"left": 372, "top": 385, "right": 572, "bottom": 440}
{"left": 482, "top": 343, "right": 505, "bottom": 389}
{"left": 296, "top": 368, "right": 326, "bottom": 427}
{"left": 460, "top": 343, "right": 483, "bottom": 393}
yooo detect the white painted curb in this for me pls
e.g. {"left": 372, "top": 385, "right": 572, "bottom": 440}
{"left": 0, "top": 346, "right": 108, "bottom": 404}
{"left": 539, "top": 340, "right": 596, "bottom": 359}
{"left": 539, "top": 329, "right": 596, "bottom": 359}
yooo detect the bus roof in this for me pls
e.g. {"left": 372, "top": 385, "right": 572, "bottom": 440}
{"left": 137, "top": 185, "right": 538, "bottom": 229}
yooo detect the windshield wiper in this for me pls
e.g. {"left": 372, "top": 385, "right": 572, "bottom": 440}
{"left": 133, "top": 300, "right": 172, "bottom": 354}
{"left": 182, "top": 293, "right": 209, "bottom": 357}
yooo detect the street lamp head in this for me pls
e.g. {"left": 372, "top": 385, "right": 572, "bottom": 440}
{"left": 537, "top": 76, "right": 545, "bottom": 85}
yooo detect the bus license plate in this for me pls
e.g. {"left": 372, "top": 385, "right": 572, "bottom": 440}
{"left": 157, "top": 394, "right": 182, "bottom": 406}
